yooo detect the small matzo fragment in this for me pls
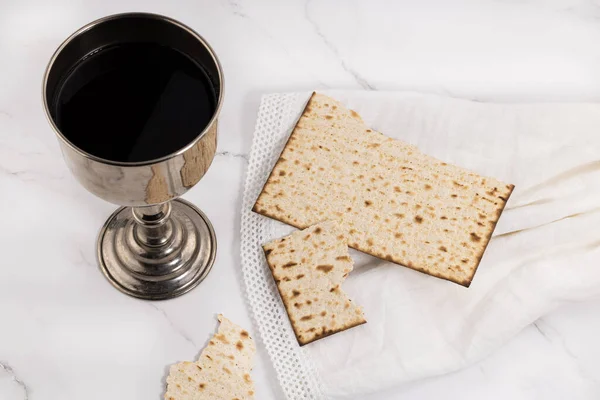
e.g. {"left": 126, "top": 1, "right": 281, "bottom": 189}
{"left": 253, "top": 93, "right": 514, "bottom": 287}
{"left": 164, "top": 315, "right": 256, "bottom": 400}
{"left": 263, "top": 221, "right": 366, "bottom": 346}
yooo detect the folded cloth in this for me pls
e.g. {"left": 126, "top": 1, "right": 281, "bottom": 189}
{"left": 241, "top": 91, "right": 600, "bottom": 399}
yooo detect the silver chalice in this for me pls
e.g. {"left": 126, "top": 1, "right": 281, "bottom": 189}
{"left": 42, "top": 13, "right": 223, "bottom": 300}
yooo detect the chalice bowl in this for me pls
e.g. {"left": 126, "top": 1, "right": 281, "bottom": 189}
{"left": 42, "top": 13, "right": 223, "bottom": 300}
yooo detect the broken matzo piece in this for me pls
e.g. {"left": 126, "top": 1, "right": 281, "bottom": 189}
{"left": 263, "top": 221, "right": 366, "bottom": 346}
{"left": 164, "top": 315, "right": 256, "bottom": 400}
{"left": 253, "top": 93, "right": 514, "bottom": 287}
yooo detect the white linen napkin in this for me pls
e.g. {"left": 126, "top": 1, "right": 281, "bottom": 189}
{"left": 241, "top": 91, "right": 600, "bottom": 399}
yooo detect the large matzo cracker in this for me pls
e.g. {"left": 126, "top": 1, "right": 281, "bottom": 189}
{"left": 263, "top": 221, "right": 366, "bottom": 345}
{"left": 253, "top": 93, "right": 514, "bottom": 287}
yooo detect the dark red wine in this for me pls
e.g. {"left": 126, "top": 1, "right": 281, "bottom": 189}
{"left": 52, "top": 43, "right": 217, "bottom": 163}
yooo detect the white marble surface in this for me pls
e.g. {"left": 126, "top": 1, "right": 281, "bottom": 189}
{"left": 1, "top": 0, "right": 600, "bottom": 399}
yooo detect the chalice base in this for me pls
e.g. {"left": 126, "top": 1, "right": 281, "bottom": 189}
{"left": 97, "top": 198, "right": 216, "bottom": 300}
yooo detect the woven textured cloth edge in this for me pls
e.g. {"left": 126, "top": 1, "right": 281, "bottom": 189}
{"left": 240, "top": 93, "right": 327, "bottom": 399}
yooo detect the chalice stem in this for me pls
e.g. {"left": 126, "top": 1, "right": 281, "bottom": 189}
{"left": 132, "top": 203, "right": 174, "bottom": 248}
